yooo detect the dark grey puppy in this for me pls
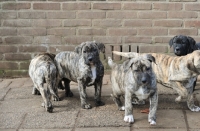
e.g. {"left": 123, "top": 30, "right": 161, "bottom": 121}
{"left": 55, "top": 41, "right": 105, "bottom": 109}
{"left": 29, "top": 53, "right": 60, "bottom": 113}
{"left": 169, "top": 35, "right": 200, "bottom": 56}
{"left": 108, "top": 55, "right": 158, "bottom": 125}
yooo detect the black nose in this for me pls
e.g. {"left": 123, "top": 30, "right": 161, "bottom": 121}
{"left": 88, "top": 57, "right": 93, "bottom": 61}
{"left": 141, "top": 77, "right": 147, "bottom": 84}
{"left": 175, "top": 47, "right": 180, "bottom": 51}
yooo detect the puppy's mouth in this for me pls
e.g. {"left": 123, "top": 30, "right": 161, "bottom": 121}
{"left": 175, "top": 51, "right": 181, "bottom": 56}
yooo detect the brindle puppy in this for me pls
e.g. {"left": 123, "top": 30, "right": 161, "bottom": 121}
{"left": 55, "top": 41, "right": 105, "bottom": 109}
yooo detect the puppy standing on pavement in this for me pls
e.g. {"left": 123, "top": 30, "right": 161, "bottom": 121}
{"left": 55, "top": 41, "right": 105, "bottom": 109}
{"left": 108, "top": 55, "right": 158, "bottom": 125}
{"left": 29, "top": 53, "right": 60, "bottom": 112}
{"left": 113, "top": 50, "right": 200, "bottom": 112}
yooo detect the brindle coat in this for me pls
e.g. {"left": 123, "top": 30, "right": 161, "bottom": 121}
{"left": 108, "top": 55, "right": 158, "bottom": 125}
{"left": 29, "top": 53, "right": 59, "bottom": 113}
{"left": 113, "top": 50, "right": 200, "bottom": 112}
{"left": 55, "top": 41, "right": 105, "bottom": 109}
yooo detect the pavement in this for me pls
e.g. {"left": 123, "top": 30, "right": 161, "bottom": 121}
{"left": 0, "top": 75, "right": 200, "bottom": 131}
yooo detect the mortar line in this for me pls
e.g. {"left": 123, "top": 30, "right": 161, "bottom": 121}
{"left": 182, "top": 110, "right": 189, "bottom": 131}
{"left": 72, "top": 110, "right": 81, "bottom": 131}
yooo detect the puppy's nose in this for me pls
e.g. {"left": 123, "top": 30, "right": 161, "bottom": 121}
{"left": 88, "top": 57, "right": 93, "bottom": 61}
{"left": 175, "top": 47, "right": 180, "bottom": 51}
{"left": 141, "top": 77, "right": 147, "bottom": 84}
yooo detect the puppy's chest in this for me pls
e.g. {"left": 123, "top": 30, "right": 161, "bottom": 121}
{"left": 134, "top": 87, "right": 150, "bottom": 100}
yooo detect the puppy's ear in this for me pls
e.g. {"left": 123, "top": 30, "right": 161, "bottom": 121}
{"left": 74, "top": 42, "right": 86, "bottom": 55}
{"left": 145, "top": 54, "right": 156, "bottom": 64}
{"left": 95, "top": 41, "right": 105, "bottom": 53}
{"left": 187, "top": 36, "right": 197, "bottom": 52}
{"left": 124, "top": 58, "right": 136, "bottom": 72}
{"left": 169, "top": 36, "right": 177, "bottom": 48}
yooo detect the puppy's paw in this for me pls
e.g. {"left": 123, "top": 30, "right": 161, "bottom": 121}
{"left": 190, "top": 105, "right": 200, "bottom": 112}
{"left": 53, "top": 96, "right": 60, "bottom": 101}
{"left": 124, "top": 115, "right": 134, "bottom": 123}
{"left": 175, "top": 96, "right": 181, "bottom": 103}
{"left": 95, "top": 101, "right": 105, "bottom": 106}
{"left": 82, "top": 104, "right": 92, "bottom": 109}
{"left": 148, "top": 119, "right": 156, "bottom": 125}
{"left": 119, "top": 106, "right": 125, "bottom": 111}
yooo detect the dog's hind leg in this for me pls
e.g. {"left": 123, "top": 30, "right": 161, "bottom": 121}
{"left": 111, "top": 94, "right": 124, "bottom": 111}
{"left": 63, "top": 78, "right": 73, "bottom": 97}
{"left": 187, "top": 85, "right": 200, "bottom": 112}
{"left": 94, "top": 77, "right": 105, "bottom": 106}
{"left": 173, "top": 82, "right": 188, "bottom": 103}
{"left": 32, "top": 84, "right": 40, "bottom": 95}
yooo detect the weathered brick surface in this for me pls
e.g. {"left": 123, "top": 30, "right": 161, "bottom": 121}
{"left": 0, "top": 1, "right": 200, "bottom": 77}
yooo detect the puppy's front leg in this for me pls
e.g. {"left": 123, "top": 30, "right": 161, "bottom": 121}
{"left": 94, "top": 77, "right": 105, "bottom": 106}
{"left": 77, "top": 79, "right": 92, "bottom": 109}
{"left": 124, "top": 88, "right": 134, "bottom": 123}
{"left": 148, "top": 91, "right": 158, "bottom": 125}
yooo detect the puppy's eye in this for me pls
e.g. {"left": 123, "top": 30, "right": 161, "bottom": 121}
{"left": 83, "top": 51, "right": 86, "bottom": 53}
{"left": 146, "top": 67, "right": 150, "bottom": 71}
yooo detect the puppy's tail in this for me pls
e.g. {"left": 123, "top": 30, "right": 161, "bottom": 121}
{"left": 108, "top": 57, "right": 114, "bottom": 68}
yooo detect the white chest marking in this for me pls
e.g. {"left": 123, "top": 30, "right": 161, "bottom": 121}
{"left": 135, "top": 87, "right": 149, "bottom": 100}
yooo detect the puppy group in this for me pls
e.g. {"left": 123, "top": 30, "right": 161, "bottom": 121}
{"left": 29, "top": 35, "right": 200, "bottom": 126}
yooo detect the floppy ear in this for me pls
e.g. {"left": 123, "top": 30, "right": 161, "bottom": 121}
{"left": 123, "top": 58, "right": 136, "bottom": 72}
{"left": 169, "top": 36, "right": 177, "bottom": 48}
{"left": 187, "top": 36, "right": 197, "bottom": 52}
{"left": 74, "top": 42, "right": 86, "bottom": 55}
{"left": 95, "top": 42, "right": 105, "bottom": 53}
{"left": 144, "top": 54, "right": 156, "bottom": 64}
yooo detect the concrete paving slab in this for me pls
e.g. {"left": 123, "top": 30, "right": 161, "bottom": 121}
{"left": 186, "top": 110, "right": 200, "bottom": 129}
{"left": 0, "top": 87, "right": 10, "bottom": 101}
{"left": 7, "top": 78, "right": 27, "bottom": 88}
{"left": 19, "top": 129, "right": 71, "bottom": 131}
{"left": 21, "top": 78, "right": 33, "bottom": 88}
{"left": 0, "top": 129, "right": 17, "bottom": 131}
{"left": 0, "top": 79, "right": 12, "bottom": 89}
{"left": 75, "top": 127, "right": 130, "bottom": 131}
{"left": 131, "top": 129, "right": 187, "bottom": 131}
{"left": 0, "top": 99, "right": 44, "bottom": 113}
{"left": 0, "top": 112, "right": 25, "bottom": 129}
{"left": 132, "top": 110, "right": 186, "bottom": 128}
{"left": 76, "top": 110, "right": 130, "bottom": 127}
{"left": 21, "top": 111, "right": 78, "bottom": 129}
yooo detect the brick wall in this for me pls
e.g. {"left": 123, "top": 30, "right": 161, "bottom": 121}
{"left": 1, "top": 0, "right": 200, "bottom": 77}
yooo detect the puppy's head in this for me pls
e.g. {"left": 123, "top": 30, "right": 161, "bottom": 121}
{"left": 169, "top": 35, "right": 196, "bottom": 56}
{"left": 75, "top": 41, "right": 101, "bottom": 65}
{"left": 124, "top": 54, "right": 155, "bottom": 87}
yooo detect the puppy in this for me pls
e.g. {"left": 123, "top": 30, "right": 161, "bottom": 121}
{"left": 113, "top": 50, "right": 200, "bottom": 112}
{"left": 29, "top": 53, "right": 59, "bottom": 112}
{"left": 169, "top": 35, "right": 200, "bottom": 56}
{"left": 55, "top": 41, "right": 105, "bottom": 109}
{"left": 108, "top": 55, "right": 158, "bottom": 125}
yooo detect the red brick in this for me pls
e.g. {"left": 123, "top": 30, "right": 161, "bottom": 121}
{"left": 77, "top": 11, "right": 105, "bottom": 19}
{"left": 108, "top": 28, "right": 137, "bottom": 36}
{"left": 138, "top": 28, "right": 168, "bottom": 36}
{"left": 4, "top": 53, "right": 31, "bottom": 60}
{"left": 33, "top": 3, "right": 60, "bottom": 10}
{"left": 168, "top": 11, "right": 197, "bottom": 18}
{"left": 56, "top": 45, "right": 76, "bottom": 52}
{"left": 93, "top": 36, "right": 121, "bottom": 44}
{"left": 33, "top": 36, "right": 62, "bottom": 44}
{"left": 185, "top": 20, "right": 200, "bottom": 28}
{"left": 5, "top": 36, "right": 33, "bottom": 44}
{"left": 169, "top": 29, "right": 197, "bottom": 36}
{"left": 107, "top": 11, "right": 137, "bottom": 19}
{"left": 62, "top": 36, "right": 93, "bottom": 45}
{"left": 93, "top": 3, "right": 121, "bottom": 10}
{"left": 123, "top": 3, "right": 151, "bottom": 10}
{"left": 153, "top": 3, "right": 182, "bottom": 11}
{"left": 20, "top": 62, "right": 29, "bottom": 70}
{"left": 0, "top": 12, "right": 17, "bottom": 19}
{"left": 19, "top": 46, "right": 47, "bottom": 52}
{"left": 32, "top": 20, "right": 62, "bottom": 27}
{"left": 138, "top": 12, "right": 167, "bottom": 19}
{"left": 139, "top": 45, "right": 168, "bottom": 53}
{"left": 0, "top": 28, "right": 17, "bottom": 36}
{"left": 18, "top": 12, "right": 45, "bottom": 19}
{"left": 63, "top": 20, "right": 91, "bottom": 27}
{"left": 154, "top": 20, "right": 182, "bottom": 27}
{"left": 0, "top": 46, "right": 17, "bottom": 53}
{"left": 155, "top": 37, "right": 171, "bottom": 44}
{"left": 185, "top": 3, "right": 200, "bottom": 11}
{"left": 3, "top": 20, "right": 31, "bottom": 27}
{"left": 2, "top": 3, "right": 31, "bottom": 10}
{"left": 124, "top": 20, "right": 152, "bottom": 27}
{"left": 124, "top": 36, "right": 152, "bottom": 44}
{"left": 78, "top": 28, "right": 106, "bottom": 36}
{"left": 18, "top": 28, "right": 46, "bottom": 36}
{"left": 46, "top": 12, "right": 76, "bottom": 19}
{"left": 63, "top": 2, "right": 91, "bottom": 10}
{"left": 0, "top": 62, "right": 18, "bottom": 70}
{"left": 93, "top": 20, "right": 122, "bottom": 27}
{"left": 47, "top": 28, "right": 76, "bottom": 36}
